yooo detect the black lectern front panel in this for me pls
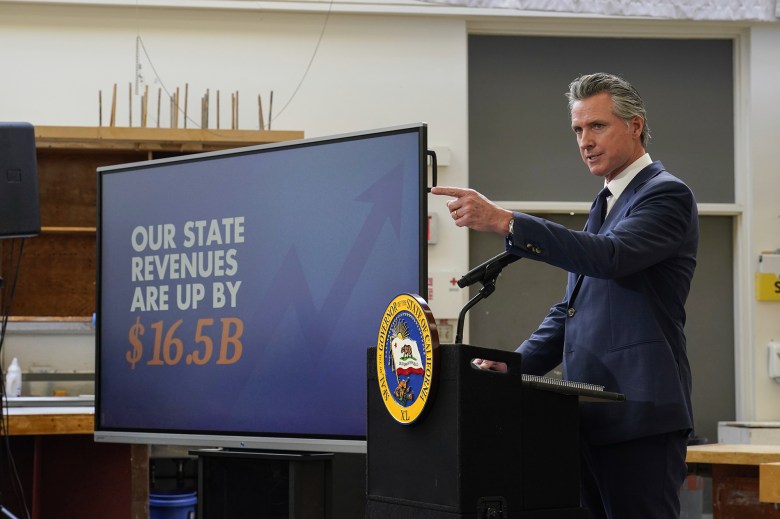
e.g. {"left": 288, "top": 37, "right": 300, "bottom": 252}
{"left": 367, "top": 344, "right": 584, "bottom": 518}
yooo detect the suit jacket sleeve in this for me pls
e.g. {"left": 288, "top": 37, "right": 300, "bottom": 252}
{"left": 506, "top": 174, "right": 696, "bottom": 280}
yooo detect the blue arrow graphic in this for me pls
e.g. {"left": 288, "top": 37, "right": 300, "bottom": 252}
{"left": 251, "top": 162, "right": 406, "bottom": 358}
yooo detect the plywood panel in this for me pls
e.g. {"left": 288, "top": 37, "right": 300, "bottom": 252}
{"left": 7, "top": 233, "right": 96, "bottom": 316}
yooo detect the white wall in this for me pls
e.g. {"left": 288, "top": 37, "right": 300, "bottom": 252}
{"left": 0, "top": 3, "right": 472, "bottom": 284}
{"left": 1, "top": 0, "right": 778, "bottom": 420}
{"left": 747, "top": 25, "right": 780, "bottom": 420}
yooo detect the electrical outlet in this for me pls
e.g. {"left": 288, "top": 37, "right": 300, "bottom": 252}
{"left": 769, "top": 341, "right": 780, "bottom": 381}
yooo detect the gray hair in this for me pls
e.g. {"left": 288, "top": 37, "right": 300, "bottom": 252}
{"left": 566, "top": 73, "right": 651, "bottom": 146}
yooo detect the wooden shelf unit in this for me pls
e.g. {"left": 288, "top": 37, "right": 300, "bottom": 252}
{"left": 5, "top": 125, "right": 304, "bottom": 318}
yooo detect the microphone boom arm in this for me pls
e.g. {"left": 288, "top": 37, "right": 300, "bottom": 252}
{"left": 454, "top": 251, "right": 519, "bottom": 344}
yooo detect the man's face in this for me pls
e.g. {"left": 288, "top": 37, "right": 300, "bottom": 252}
{"left": 570, "top": 91, "right": 644, "bottom": 182}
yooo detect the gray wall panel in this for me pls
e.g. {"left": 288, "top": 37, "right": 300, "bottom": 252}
{"left": 468, "top": 35, "right": 734, "bottom": 203}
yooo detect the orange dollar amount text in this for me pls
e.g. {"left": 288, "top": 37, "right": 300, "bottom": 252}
{"left": 126, "top": 316, "right": 244, "bottom": 368}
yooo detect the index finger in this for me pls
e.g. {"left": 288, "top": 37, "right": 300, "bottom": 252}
{"left": 431, "top": 186, "right": 469, "bottom": 198}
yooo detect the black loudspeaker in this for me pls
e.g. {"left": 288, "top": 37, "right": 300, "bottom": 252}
{"left": 367, "top": 344, "right": 585, "bottom": 519}
{"left": 0, "top": 122, "right": 40, "bottom": 238}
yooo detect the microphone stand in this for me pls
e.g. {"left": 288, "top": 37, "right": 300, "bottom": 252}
{"left": 454, "top": 259, "right": 510, "bottom": 345}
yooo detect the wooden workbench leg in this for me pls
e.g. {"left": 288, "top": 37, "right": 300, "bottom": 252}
{"left": 130, "top": 444, "right": 150, "bottom": 519}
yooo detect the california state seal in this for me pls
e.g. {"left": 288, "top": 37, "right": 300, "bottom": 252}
{"left": 376, "top": 294, "right": 439, "bottom": 425}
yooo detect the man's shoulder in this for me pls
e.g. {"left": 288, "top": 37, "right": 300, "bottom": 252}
{"left": 637, "top": 161, "right": 692, "bottom": 193}
{"left": 630, "top": 163, "right": 698, "bottom": 219}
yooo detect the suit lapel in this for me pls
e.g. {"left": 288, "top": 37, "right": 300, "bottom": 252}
{"left": 568, "top": 162, "right": 665, "bottom": 311}
{"left": 602, "top": 161, "right": 664, "bottom": 230}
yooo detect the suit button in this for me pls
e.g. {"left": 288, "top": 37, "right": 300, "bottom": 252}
{"left": 567, "top": 307, "right": 576, "bottom": 317}
{"left": 534, "top": 247, "right": 542, "bottom": 254}
{"left": 526, "top": 242, "right": 534, "bottom": 250}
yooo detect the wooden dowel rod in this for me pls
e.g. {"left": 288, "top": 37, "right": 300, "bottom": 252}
{"left": 268, "top": 90, "right": 273, "bottom": 130}
{"left": 142, "top": 84, "right": 149, "bottom": 128}
{"left": 110, "top": 83, "right": 117, "bottom": 127}
{"left": 258, "top": 94, "right": 265, "bottom": 131}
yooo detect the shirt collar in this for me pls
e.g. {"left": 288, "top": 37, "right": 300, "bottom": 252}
{"left": 604, "top": 153, "right": 651, "bottom": 213}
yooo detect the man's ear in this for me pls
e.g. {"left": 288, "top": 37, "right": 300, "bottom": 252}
{"left": 631, "top": 116, "right": 644, "bottom": 138}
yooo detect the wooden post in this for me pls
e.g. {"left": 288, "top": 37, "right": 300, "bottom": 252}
{"left": 258, "top": 95, "right": 265, "bottom": 130}
{"left": 184, "top": 83, "right": 189, "bottom": 129}
{"left": 235, "top": 90, "right": 239, "bottom": 129}
{"left": 140, "top": 88, "right": 144, "bottom": 128}
{"left": 268, "top": 90, "right": 274, "bottom": 130}
{"left": 99, "top": 90, "right": 103, "bottom": 127}
{"left": 216, "top": 90, "right": 221, "bottom": 130}
{"left": 156, "top": 88, "right": 161, "bottom": 128}
{"left": 128, "top": 82, "right": 133, "bottom": 127}
{"left": 173, "top": 87, "right": 180, "bottom": 128}
{"left": 142, "top": 85, "right": 149, "bottom": 128}
{"left": 201, "top": 89, "right": 210, "bottom": 129}
{"left": 760, "top": 462, "right": 780, "bottom": 503}
{"left": 110, "top": 83, "right": 117, "bottom": 127}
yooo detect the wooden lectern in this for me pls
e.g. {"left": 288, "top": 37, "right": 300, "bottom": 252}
{"left": 367, "top": 343, "right": 620, "bottom": 519}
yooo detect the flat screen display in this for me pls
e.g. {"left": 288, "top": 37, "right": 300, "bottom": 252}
{"left": 95, "top": 124, "right": 427, "bottom": 452}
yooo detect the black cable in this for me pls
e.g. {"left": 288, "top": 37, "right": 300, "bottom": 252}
{"left": 134, "top": 0, "right": 334, "bottom": 130}
{"left": 1, "top": 239, "right": 24, "bottom": 358}
{"left": 0, "top": 239, "right": 31, "bottom": 519}
{"left": 270, "top": 0, "right": 335, "bottom": 124}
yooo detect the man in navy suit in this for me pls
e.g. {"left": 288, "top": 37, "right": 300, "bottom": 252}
{"left": 432, "top": 72, "right": 698, "bottom": 518}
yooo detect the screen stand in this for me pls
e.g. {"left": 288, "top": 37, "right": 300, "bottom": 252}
{"left": 0, "top": 504, "right": 20, "bottom": 519}
{"left": 190, "top": 449, "right": 334, "bottom": 518}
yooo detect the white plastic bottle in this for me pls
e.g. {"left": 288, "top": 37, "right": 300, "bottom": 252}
{"left": 5, "top": 357, "right": 22, "bottom": 397}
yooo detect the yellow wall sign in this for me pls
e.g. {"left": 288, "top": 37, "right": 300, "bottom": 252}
{"left": 376, "top": 294, "right": 440, "bottom": 425}
{"left": 756, "top": 273, "right": 780, "bottom": 301}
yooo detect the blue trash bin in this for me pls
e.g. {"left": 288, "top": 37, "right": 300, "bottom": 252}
{"left": 150, "top": 490, "right": 197, "bottom": 519}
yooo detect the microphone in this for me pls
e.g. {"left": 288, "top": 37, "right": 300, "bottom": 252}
{"left": 457, "top": 251, "right": 521, "bottom": 288}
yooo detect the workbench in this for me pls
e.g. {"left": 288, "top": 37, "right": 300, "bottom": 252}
{"left": 686, "top": 443, "right": 780, "bottom": 518}
{"left": 2, "top": 406, "right": 148, "bottom": 519}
